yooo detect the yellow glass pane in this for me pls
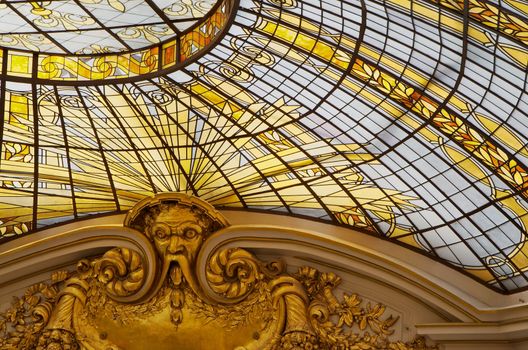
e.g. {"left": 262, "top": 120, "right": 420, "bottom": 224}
{"left": 9, "top": 54, "right": 32, "bottom": 75}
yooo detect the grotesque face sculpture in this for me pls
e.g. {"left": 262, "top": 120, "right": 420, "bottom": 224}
{"left": 126, "top": 195, "right": 228, "bottom": 310}
{"left": 149, "top": 205, "right": 206, "bottom": 264}
{"left": 132, "top": 199, "right": 225, "bottom": 281}
{"left": 121, "top": 194, "right": 229, "bottom": 326}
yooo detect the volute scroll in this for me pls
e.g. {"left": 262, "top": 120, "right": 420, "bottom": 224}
{"left": 0, "top": 193, "right": 437, "bottom": 350}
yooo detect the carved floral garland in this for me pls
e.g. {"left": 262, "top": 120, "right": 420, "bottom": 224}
{"left": 0, "top": 194, "right": 437, "bottom": 350}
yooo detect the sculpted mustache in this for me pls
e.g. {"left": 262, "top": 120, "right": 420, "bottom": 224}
{"left": 159, "top": 254, "right": 207, "bottom": 302}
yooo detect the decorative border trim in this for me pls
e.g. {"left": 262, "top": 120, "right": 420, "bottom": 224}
{"left": 0, "top": 0, "right": 238, "bottom": 85}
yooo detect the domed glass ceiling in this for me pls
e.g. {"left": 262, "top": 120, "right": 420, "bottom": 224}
{"left": 0, "top": 0, "right": 219, "bottom": 53}
{"left": 0, "top": 0, "right": 527, "bottom": 293}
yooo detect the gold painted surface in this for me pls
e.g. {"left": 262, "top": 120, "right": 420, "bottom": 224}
{"left": 82, "top": 292, "right": 270, "bottom": 350}
{"left": 0, "top": 193, "right": 436, "bottom": 349}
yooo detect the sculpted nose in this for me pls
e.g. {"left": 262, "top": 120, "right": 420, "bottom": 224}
{"left": 168, "top": 236, "right": 182, "bottom": 254}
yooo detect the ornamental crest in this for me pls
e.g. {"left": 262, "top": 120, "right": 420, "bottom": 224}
{"left": 0, "top": 193, "right": 436, "bottom": 350}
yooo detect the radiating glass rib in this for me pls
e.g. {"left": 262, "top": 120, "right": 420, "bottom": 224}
{"left": 133, "top": 79, "right": 251, "bottom": 207}
{"left": 93, "top": 85, "right": 158, "bottom": 194}
{"left": 74, "top": 86, "right": 120, "bottom": 211}
{"left": 0, "top": 0, "right": 527, "bottom": 292}
{"left": 54, "top": 85, "right": 78, "bottom": 218}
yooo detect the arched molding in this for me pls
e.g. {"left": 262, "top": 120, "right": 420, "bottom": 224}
{"left": 3, "top": 210, "right": 528, "bottom": 323}
{"left": 0, "top": 223, "right": 159, "bottom": 303}
{"left": 2, "top": 204, "right": 528, "bottom": 348}
{"left": 1, "top": 193, "right": 438, "bottom": 349}
{"left": 219, "top": 210, "right": 528, "bottom": 322}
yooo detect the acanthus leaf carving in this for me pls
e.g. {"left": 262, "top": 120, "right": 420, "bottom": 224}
{"left": 1, "top": 193, "right": 437, "bottom": 350}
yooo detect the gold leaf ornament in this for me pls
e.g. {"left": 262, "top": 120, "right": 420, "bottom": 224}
{"left": 93, "top": 248, "right": 145, "bottom": 297}
{"left": 206, "top": 248, "right": 264, "bottom": 300}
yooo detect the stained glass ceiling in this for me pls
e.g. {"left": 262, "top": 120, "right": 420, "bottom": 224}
{"left": 0, "top": 0, "right": 527, "bottom": 293}
{"left": 0, "top": 0, "right": 218, "bottom": 53}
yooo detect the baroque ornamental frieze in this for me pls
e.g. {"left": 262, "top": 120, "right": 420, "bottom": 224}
{"left": 0, "top": 193, "right": 436, "bottom": 350}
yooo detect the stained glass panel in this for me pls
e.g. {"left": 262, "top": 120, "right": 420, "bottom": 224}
{"left": 0, "top": 0, "right": 527, "bottom": 292}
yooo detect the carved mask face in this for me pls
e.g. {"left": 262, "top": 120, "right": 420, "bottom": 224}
{"left": 149, "top": 206, "right": 205, "bottom": 264}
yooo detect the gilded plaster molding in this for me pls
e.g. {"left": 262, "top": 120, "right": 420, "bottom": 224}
{"left": 0, "top": 193, "right": 435, "bottom": 350}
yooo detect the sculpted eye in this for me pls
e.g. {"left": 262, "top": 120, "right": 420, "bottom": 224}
{"left": 183, "top": 227, "right": 197, "bottom": 239}
{"left": 152, "top": 224, "right": 169, "bottom": 240}
{"left": 156, "top": 229, "right": 168, "bottom": 239}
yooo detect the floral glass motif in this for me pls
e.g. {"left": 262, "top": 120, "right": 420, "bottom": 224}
{"left": 0, "top": 0, "right": 527, "bottom": 293}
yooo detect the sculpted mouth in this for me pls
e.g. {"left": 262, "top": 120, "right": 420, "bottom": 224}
{"left": 165, "top": 247, "right": 187, "bottom": 262}
{"left": 159, "top": 247, "right": 207, "bottom": 303}
{"left": 161, "top": 252, "right": 188, "bottom": 283}
{"left": 167, "top": 255, "right": 182, "bottom": 263}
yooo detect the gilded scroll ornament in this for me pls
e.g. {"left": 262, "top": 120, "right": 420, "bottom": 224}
{"left": 0, "top": 193, "right": 436, "bottom": 350}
